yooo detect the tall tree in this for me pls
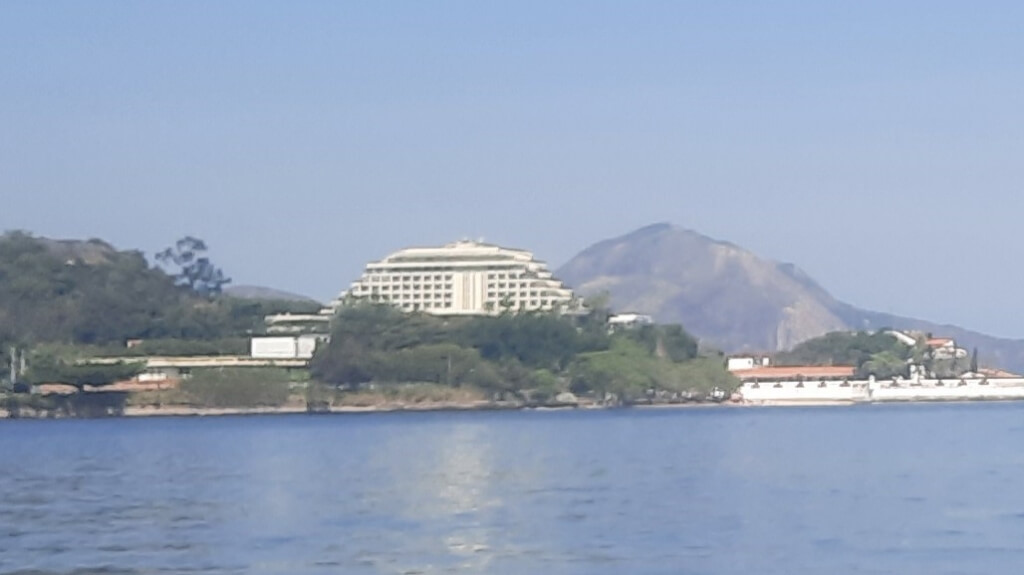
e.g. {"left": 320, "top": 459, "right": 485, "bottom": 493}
{"left": 156, "top": 236, "right": 231, "bottom": 296}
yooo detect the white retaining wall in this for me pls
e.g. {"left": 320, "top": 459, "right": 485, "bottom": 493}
{"left": 740, "top": 380, "right": 869, "bottom": 402}
{"left": 740, "top": 378, "right": 1024, "bottom": 404}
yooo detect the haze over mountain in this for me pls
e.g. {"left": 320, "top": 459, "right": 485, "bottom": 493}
{"left": 558, "top": 224, "right": 1024, "bottom": 373}
{"left": 224, "top": 285, "right": 319, "bottom": 304}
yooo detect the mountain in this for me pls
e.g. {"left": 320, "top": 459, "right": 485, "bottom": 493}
{"left": 225, "top": 285, "right": 319, "bottom": 303}
{"left": 557, "top": 223, "right": 1024, "bottom": 372}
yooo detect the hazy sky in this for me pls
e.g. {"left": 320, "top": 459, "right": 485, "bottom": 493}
{"left": 3, "top": 2, "right": 1024, "bottom": 337}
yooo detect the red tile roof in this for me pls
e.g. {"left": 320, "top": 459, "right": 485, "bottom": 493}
{"left": 980, "top": 367, "right": 1021, "bottom": 378}
{"left": 926, "top": 338, "right": 954, "bottom": 347}
{"left": 734, "top": 366, "right": 856, "bottom": 381}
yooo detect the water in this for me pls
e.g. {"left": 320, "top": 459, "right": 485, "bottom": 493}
{"left": 4, "top": 403, "right": 1024, "bottom": 574}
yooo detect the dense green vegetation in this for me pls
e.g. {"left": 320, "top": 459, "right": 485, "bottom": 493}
{"left": 773, "top": 330, "right": 976, "bottom": 379}
{"left": 24, "top": 356, "right": 144, "bottom": 390}
{"left": 775, "top": 331, "right": 915, "bottom": 378}
{"left": 2, "top": 391, "right": 130, "bottom": 418}
{"left": 179, "top": 368, "right": 296, "bottom": 408}
{"left": 311, "top": 303, "right": 736, "bottom": 404}
{"left": 0, "top": 232, "right": 318, "bottom": 381}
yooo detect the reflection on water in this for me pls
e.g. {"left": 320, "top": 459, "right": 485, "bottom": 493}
{"left": 364, "top": 422, "right": 503, "bottom": 573}
{"left": 5, "top": 404, "right": 1024, "bottom": 574}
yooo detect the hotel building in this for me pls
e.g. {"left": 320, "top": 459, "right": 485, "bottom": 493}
{"left": 330, "top": 240, "right": 579, "bottom": 316}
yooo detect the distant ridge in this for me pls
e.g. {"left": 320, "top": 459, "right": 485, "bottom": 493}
{"left": 558, "top": 224, "right": 1024, "bottom": 372}
{"left": 224, "top": 285, "right": 319, "bottom": 303}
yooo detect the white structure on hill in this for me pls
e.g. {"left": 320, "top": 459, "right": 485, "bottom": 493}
{"left": 607, "top": 313, "right": 654, "bottom": 331}
{"left": 331, "top": 240, "right": 578, "bottom": 316}
{"left": 250, "top": 335, "right": 327, "bottom": 359}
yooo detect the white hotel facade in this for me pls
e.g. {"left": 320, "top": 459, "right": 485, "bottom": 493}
{"left": 330, "top": 240, "right": 579, "bottom": 316}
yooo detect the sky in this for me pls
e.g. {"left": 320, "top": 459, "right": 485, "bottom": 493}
{"left": 2, "top": 2, "right": 1024, "bottom": 337}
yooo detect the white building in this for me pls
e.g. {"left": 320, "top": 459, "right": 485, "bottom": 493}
{"left": 251, "top": 335, "right": 327, "bottom": 359}
{"left": 926, "top": 337, "right": 968, "bottom": 360}
{"left": 607, "top": 313, "right": 654, "bottom": 331}
{"left": 331, "top": 240, "right": 578, "bottom": 316}
{"left": 726, "top": 356, "right": 772, "bottom": 372}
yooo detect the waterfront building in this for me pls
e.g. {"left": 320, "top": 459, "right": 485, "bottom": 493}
{"left": 331, "top": 240, "right": 579, "bottom": 316}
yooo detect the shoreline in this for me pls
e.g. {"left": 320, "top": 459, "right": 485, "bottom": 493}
{"left": 0, "top": 399, "right": 726, "bottom": 419}
{"left": 7, "top": 396, "right": 1024, "bottom": 420}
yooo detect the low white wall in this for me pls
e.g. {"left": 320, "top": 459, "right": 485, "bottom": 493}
{"left": 740, "top": 380, "right": 868, "bottom": 402}
{"left": 740, "top": 377, "right": 1024, "bottom": 404}
{"left": 873, "top": 384, "right": 1024, "bottom": 401}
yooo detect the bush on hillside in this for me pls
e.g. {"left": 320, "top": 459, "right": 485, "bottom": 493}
{"left": 180, "top": 368, "right": 293, "bottom": 408}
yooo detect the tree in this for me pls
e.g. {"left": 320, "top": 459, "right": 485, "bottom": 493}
{"left": 777, "top": 331, "right": 912, "bottom": 372}
{"left": 156, "top": 236, "right": 231, "bottom": 296}
{"left": 858, "top": 350, "right": 907, "bottom": 379}
{"left": 970, "top": 347, "right": 979, "bottom": 373}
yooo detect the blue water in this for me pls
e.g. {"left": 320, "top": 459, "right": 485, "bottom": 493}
{"left": 3, "top": 404, "right": 1024, "bottom": 574}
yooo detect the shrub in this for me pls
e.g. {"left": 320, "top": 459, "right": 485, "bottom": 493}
{"left": 181, "top": 368, "right": 293, "bottom": 407}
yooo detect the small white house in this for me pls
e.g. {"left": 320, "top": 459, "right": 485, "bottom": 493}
{"left": 250, "top": 335, "right": 327, "bottom": 359}
{"left": 726, "top": 356, "right": 772, "bottom": 371}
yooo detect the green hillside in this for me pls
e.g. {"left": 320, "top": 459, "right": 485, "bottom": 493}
{"left": 0, "top": 232, "right": 317, "bottom": 369}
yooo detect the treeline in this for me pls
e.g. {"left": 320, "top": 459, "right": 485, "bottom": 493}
{"left": 775, "top": 331, "right": 913, "bottom": 378}
{"left": 775, "top": 330, "right": 973, "bottom": 379}
{"left": 311, "top": 303, "right": 737, "bottom": 403}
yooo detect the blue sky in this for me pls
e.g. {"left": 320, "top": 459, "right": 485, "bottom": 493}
{"left": 2, "top": 2, "right": 1023, "bottom": 337}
